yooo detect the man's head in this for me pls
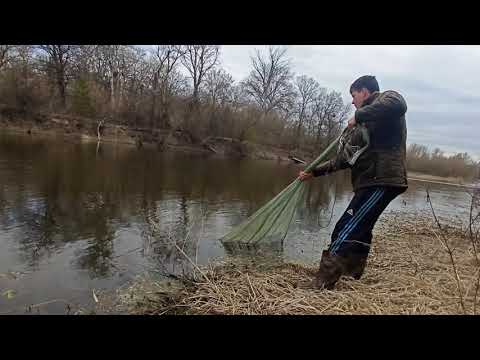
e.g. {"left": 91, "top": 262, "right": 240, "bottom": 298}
{"left": 350, "top": 75, "right": 380, "bottom": 109}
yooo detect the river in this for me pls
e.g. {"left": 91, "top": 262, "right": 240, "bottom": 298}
{"left": 0, "top": 131, "right": 473, "bottom": 314}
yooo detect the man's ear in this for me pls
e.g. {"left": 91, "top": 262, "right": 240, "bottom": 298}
{"left": 361, "top": 88, "right": 371, "bottom": 98}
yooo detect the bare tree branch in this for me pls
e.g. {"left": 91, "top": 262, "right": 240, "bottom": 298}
{"left": 293, "top": 75, "right": 320, "bottom": 145}
{"left": 38, "top": 45, "right": 79, "bottom": 109}
{"left": 181, "top": 45, "right": 219, "bottom": 101}
{"left": 201, "top": 68, "right": 234, "bottom": 107}
{"left": 146, "top": 46, "right": 187, "bottom": 128}
{"left": 426, "top": 188, "right": 467, "bottom": 314}
{"left": 0, "top": 45, "right": 13, "bottom": 71}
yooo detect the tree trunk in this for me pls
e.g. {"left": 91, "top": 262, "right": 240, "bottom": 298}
{"left": 295, "top": 108, "right": 305, "bottom": 148}
{"left": 56, "top": 66, "right": 66, "bottom": 109}
{"left": 111, "top": 70, "right": 119, "bottom": 114}
{"left": 150, "top": 73, "right": 158, "bottom": 129}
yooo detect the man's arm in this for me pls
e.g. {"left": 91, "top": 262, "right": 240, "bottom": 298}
{"left": 299, "top": 156, "right": 349, "bottom": 181}
{"left": 355, "top": 90, "right": 407, "bottom": 124}
{"left": 311, "top": 157, "right": 350, "bottom": 177}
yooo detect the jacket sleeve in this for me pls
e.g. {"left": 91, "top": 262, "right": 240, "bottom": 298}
{"left": 312, "top": 156, "right": 350, "bottom": 177}
{"left": 355, "top": 90, "right": 407, "bottom": 124}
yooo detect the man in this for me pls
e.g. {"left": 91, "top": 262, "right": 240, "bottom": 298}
{"left": 298, "top": 75, "right": 408, "bottom": 289}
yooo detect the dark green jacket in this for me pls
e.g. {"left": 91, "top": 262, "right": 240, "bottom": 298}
{"left": 312, "top": 90, "right": 408, "bottom": 191}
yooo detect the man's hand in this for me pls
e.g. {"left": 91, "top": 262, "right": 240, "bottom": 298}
{"left": 348, "top": 116, "right": 356, "bottom": 128}
{"left": 298, "top": 171, "right": 313, "bottom": 181}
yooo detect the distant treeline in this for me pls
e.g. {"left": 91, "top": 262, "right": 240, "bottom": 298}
{"left": 407, "top": 143, "right": 479, "bottom": 180}
{"left": 0, "top": 45, "right": 351, "bottom": 154}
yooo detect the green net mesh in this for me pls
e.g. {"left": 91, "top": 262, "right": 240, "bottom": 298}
{"left": 221, "top": 134, "right": 342, "bottom": 248}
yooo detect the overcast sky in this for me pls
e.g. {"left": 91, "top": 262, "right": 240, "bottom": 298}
{"left": 217, "top": 45, "right": 480, "bottom": 161}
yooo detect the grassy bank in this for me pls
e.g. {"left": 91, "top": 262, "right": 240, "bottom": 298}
{"left": 97, "top": 210, "right": 479, "bottom": 315}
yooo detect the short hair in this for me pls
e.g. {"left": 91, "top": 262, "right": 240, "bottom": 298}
{"left": 350, "top": 75, "right": 380, "bottom": 94}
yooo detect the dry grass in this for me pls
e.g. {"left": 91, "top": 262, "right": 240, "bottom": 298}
{"left": 103, "top": 210, "right": 480, "bottom": 315}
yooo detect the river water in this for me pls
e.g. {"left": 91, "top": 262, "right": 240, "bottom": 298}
{"left": 0, "top": 131, "right": 473, "bottom": 314}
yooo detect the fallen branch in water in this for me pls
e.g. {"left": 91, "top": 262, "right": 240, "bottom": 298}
{"left": 174, "top": 243, "right": 210, "bottom": 283}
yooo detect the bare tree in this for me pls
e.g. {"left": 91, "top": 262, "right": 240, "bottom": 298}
{"left": 228, "top": 83, "right": 248, "bottom": 111}
{"left": 104, "top": 45, "right": 124, "bottom": 114}
{"left": 202, "top": 68, "right": 234, "bottom": 107}
{"left": 0, "top": 46, "right": 39, "bottom": 113}
{"left": 238, "top": 47, "right": 295, "bottom": 140}
{"left": 150, "top": 45, "right": 185, "bottom": 128}
{"left": 38, "top": 45, "right": 78, "bottom": 109}
{"left": 71, "top": 45, "right": 99, "bottom": 79}
{"left": 121, "top": 47, "right": 152, "bottom": 122}
{"left": 89, "top": 46, "right": 112, "bottom": 90}
{"left": 95, "top": 45, "right": 133, "bottom": 115}
{"left": 294, "top": 75, "right": 320, "bottom": 145}
{"left": 407, "top": 143, "right": 430, "bottom": 160}
{"left": 181, "top": 45, "right": 220, "bottom": 101}
{"left": 8, "top": 45, "right": 35, "bottom": 78}
{"left": 0, "top": 45, "right": 13, "bottom": 71}
{"left": 243, "top": 47, "right": 295, "bottom": 115}
{"left": 311, "top": 90, "right": 349, "bottom": 146}
{"left": 196, "top": 68, "right": 236, "bottom": 136}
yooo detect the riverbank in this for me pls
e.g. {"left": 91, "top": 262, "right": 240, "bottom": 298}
{"left": 1, "top": 118, "right": 475, "bottom": 186}
{"left": 96, "top": 210, "right": 479, "bottom": 315}
{"left": 0, "top": 116, "right": 301, "bottom": 163}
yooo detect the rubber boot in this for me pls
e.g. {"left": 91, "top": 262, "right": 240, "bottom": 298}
{"left": 314, "top": 251, "right": 346, "bottom": 290}
{"left": 342, "top": 254, "right": 367, "bottom": 280}
{"left": 314, "top": 251, "right": 368, "bottom": 289}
